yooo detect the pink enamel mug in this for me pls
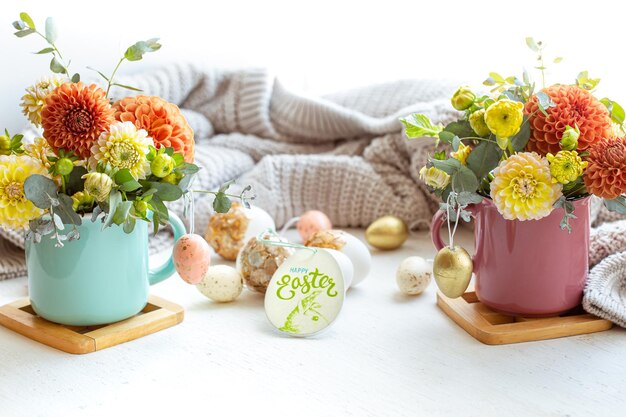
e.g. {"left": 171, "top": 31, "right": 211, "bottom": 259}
{"left": 431, "top": 197, "right": 590, "bottom": 317}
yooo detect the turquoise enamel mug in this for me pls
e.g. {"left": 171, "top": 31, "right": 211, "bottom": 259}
{"left": 25, "top": 213, "right": 185, "bottom": 326}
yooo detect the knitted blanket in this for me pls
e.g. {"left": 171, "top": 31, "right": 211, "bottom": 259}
{"left": 2, "top": 64, "right": 626, "bottom": 327}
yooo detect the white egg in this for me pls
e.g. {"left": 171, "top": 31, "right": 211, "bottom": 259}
{"left": 396, "top": 256, "right": 432, "bottom": 295}
{"left": 324, "top": 249, "right": 354, "bottom": 290}
{"left": 243, "top": 205, "right": 276, "bottom": 243}
{"left": 197, "top": 265, "right": 244, "bottom": 302}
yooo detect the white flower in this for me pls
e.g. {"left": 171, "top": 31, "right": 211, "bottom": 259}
{"left": 20, "top": 76, "right": 68, "bottom": 127}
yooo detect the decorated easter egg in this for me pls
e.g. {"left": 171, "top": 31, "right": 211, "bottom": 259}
{"left": 396, "top": 256, "right": 432, "bottom": 295}
{"left": 305, "top": 230, "right": 371, "bottom": 286}
{"left": 205, "top": 203, "right": 276, "bottom": 261}
{"left": 433, "top": 245, "right": 473, "bottom": 298}
{"left": 365, "top": 215, "right": 409, "bottom": 250}
{"left": 197, "top": 265, "right": 243, "bottom": 302}
{"left": 237, "top": 233, "right": 294, "bottom": 293}
{"left": 264, "top": 248, "right": 347, "bottom": 337}
{"left": 297, "top": 210, "right": 332, "bottom": 242}
{"left": 173, "top": 234, "right": 212, "bottom": 284}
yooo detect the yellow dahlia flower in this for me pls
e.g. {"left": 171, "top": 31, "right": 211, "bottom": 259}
{"left": 24, "top": 137, "right": 56, "bottom": 170}
{"left": 490, "top": 152, "right": 562, "bottom": 221}
{"left": 89, "top": 121, "right": 153, "bottom": 179}
{"left": 484, "top": 99, "right": 524, "bottom": 139}
{"left": 546, "top": 151, "right": 588, "bottom": 185}
{"left": 451, "top": 143, "right": 471, "bottom": 165}
{"left": 20, "top": 76, "right": 67, "bottom": 127}
{"left": 0, "top": 155, "right": 50, "bottom": 229}
{"left": 469, "top": 109, "right": 491, "bottom": 137}
{"left": 419, "top": 166, "right": 450, "bottom": 189}
{"left": 82, "top": 172, "right": 113, "bottom": 202}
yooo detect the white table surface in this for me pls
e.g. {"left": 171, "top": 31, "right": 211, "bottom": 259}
{"left": 1, "top": 228, "right": 625, "bottom": 417}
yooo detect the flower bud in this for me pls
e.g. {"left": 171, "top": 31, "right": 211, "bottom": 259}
{"left": 82, "top": 172, "right": 113, "bottom": 202}
{"left": 0, "top": 135, "right": 10, "bottom": 156}
{"left": 134, "top": 200, "right": 149, "bottom": 217}
{"left": 419, "top": 166, "right": 451, "bottom": 189}
{"left": 451, "top": 86, "right": 476, "bottom": 111}
{"left": 469, "top": 109, "right": 491, "bottom": 137}
{"left": 150, "top": 154, "right": 174, "bottom": 178}
{"left": 560, "top": 125, "right": 580, "bottom": 151}
{"left": 55, "top": 157, "right": 74, "bottom": 176}
{"left": 71, "top": 191, "right": 95, "bottom": 211}
{"left": 161, "top": 172, "right": 178, "bottom": 185}
{"left": 450, "top": 143, "right": 472, "bottom": 165}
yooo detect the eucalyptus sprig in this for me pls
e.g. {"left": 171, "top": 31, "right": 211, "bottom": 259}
{"left": 12, "top": 12, "right": 80, "bottom": 82}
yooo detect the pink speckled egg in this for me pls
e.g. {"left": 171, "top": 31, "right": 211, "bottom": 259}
{"left": 173, "top": 234, "right": 211, "bottom": 284}
{"left": 297, "top": 210, "right": 332, "bottom": 242}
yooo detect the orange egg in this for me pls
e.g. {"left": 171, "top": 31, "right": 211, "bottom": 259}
{"left": 297, "top": 210, "right": 332, "bottom": 242}
{"left": 173, "top": 234, "right": 211, "bottom": 284}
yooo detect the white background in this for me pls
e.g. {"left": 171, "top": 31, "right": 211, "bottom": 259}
{"left": 1, "top": 0, "right": 625, "bottom": 133}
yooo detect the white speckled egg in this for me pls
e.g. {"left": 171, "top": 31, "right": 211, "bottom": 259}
{"left": 173, "top": 234, "right": 212, "bottom": 285}
{"left": 396, "top": 256, "right": 432, "bottom": 295}
{"left": 197, "top": 265, "right": 243, "bottom": 302}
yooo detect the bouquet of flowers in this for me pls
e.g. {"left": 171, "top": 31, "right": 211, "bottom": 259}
{"left": 0, "top": 12, "right": 251, "bottom": 247}
{"left": 402, "top": 38, "right": 626, "bottom": 232}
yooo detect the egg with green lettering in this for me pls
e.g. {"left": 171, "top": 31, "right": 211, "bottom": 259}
{"left": 305, "top": 230, "right": 371, "bottom": 286}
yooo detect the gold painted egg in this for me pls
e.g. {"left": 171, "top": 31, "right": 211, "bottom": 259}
{"left": 433, "top": 245, "right": 473, "bottom": 298}
{"left": 365, "top": 216, "right": 409, "bottom": 250}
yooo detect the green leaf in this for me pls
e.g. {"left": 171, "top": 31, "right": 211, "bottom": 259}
{"left": 213, "top": 192, "right": 232, "bottom": 213}
{"left": 443, "top": 121, "right": 475, "bottom": 139}
{"left": 174, "top": 162, "right": 199, "bottom": 175}
{"left": 457, "top": 191, "right": 483, "bottom": 206}
{"left": 103, "top": 191, "right": 122, "bottom": 229}
{"left": 55, "top": 194, "right": 82, "bottom": 226}
{"left": 150, "top": 182, "right": 183, "bottom": 201}
{"left": 111, "top": 83, "right": 143, "bottom": 92}
{"left": 452, "top": 165, "right": 479, "bottom": 193}
{"left": 24, "top": 175, "right": 59, "bottom": 209}
{"left": 172, "top": 153, "right": 185, "bottom": 167}
{"left": 438, "top": 131, "right": 456, "bottom": 145}
{"left": 525, "top": 37, "right": 539, "bottom": 52}
{"left": 14, "top": 28, "right": 35, "bottom": 38}
{"left": 510, "top": 117, "right": 531, "bottom": 151}
{"left": 553, "top": 57, "right": 563, "bottom": 64}
{"left": 219, "top": 179, "right": 236, "bottom": 193}
{"left": 35, "top": 47, "right": 54, "bottom": 55}
{"left": 535, "top": 91, "right": 555, "bottom": 116}
{"left": 466, "top": 142, "right": 502, "bottom": 179}
{"left": 45, "top": 17, "right": 57, "bottom": 43}
{"left": 400, "top": 114, "right": 444, "bottom": 138}
{"left": 124, "top": 38, "right": 162, "bottom": 61}
{"left": 149, "top": 195, "right": 169, "bottom": 221}
{"left": 489, "top": 72, "right": 505, "bottom": 83}
{"left": 50, "top": 57, "right": 65, "bottom": 74}
{"left": 604, "top": 196, "right": 626, "bottom": 214}
{"left": 451, "top": 136, "right": 461, "bottom": 152}
{"left": 114, "top": 169, "right": 135, "bottom": 185}
{"left": 576, "top": 71, "right": 600, "bottom": 91}
{"left": 123, "top": 216, "right": 137, "bottom": 234}
{"left": 19, "top": 12, "right": 35, "bottom": 30}
{"left": 112, "top": 201, "right": 133, "bottom": 226}
{"left": 483, "top": 77, "right": 496, "bottom": 87}
{"left": 66, "top": 166, "right": 87, "bottom": 195}
{"left": 600, "top": 98, "right": 626, "bottom": 125}
{"left": 71, "top": 73, "right": 80, "bottom": 83}
{"left": 430, "top": 158, "right": 463, "bottom": 175}
{"left": 12, "top": 20, "right": 27, "bottom": 30}
{"left": 433, "top": 150, "right": 446, "bottom": 160}
{"left": 120, "top": 179, "right": 142, "bottom": 192}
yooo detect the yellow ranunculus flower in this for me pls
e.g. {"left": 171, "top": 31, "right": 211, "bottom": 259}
{"left": 0, "top": 155, "right": 51, "bottom": 229}
{"left": 451, "top": 86, "right": 476, "bottom": 111}
{"left": 484, "top": 99, "right": 524, "bottom": 139}
{"left": 419, "top": 166, "right": 450, "bottom": 189}
{"left": 490, "top": 152, "right": 562, "bottom": 221}
{"left": 469, "top": 109, "right": 491, "bottom": 137}
{"left": 451, "top": 143, "right": 471, "bottom": 165}
{"left": 546, "top": 151, "right": 588, "bottom": 184}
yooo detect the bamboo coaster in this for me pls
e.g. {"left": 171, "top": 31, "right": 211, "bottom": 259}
{"left": 437, "top": 291, "right": 613, "bottom": 345}
{"left": 0, "top": 295, "right": 184, "bottom": 354}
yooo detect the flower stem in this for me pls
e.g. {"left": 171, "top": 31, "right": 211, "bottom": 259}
{"left": 105, "top": 57, "right": 126, "bottom": 98}
{"left": 192, "top": 190, "right": 242, "bottom": 199}
{"left": 35, "top": 31, "right": 70, "bottom": 76}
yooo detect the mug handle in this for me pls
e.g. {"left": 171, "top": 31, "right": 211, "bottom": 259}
{"left": 148, "top": 212, "right": 186, "bottom": 285}
{"left": 430, "top": 205, "right": 481, "bottom": 264}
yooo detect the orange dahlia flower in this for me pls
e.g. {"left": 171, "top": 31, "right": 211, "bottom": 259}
{"left": 41, "top": 83, "right": 115, "bottom": 159}
{"left": 525, "top": 85, "right": 612, "bottom": 155}
{"left": 584, "top": 136, "right": 626, "bottom": 199}
{"left": 113, "top": 96, "right": 194, "bottom": 162}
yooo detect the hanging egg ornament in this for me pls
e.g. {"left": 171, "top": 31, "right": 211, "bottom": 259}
{"left": 205, "top": 203, "right": 275, "bottom": 261}
{"left": 297, "top": 210, "right": 332, "bottom": 242}
{"left": 305, "top": 230, "right": 371, "bottom": 286}
{"left": 365, "top": 215, "right": 409, "bottom": 250}
{"left": 433, "top": 245, "right": 473, "bottom": 298}
{"left": 396, "top": 256, "right": 432, "bottom": 295}
{"left": 237, "top": 233, "right": 294, "bottom": 293}
{"left": 197, "top": 265, "right": 243, "bottom": 302}
{"left": 173, "top": 234, "right": 212, "bottom": 284}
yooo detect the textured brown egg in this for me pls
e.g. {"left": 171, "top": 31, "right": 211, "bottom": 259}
{"left": 365, "top": 216, "right": 409, "bottom": 250}
{"left": 433, "top": 245, "right": 473, "bottom": 298}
